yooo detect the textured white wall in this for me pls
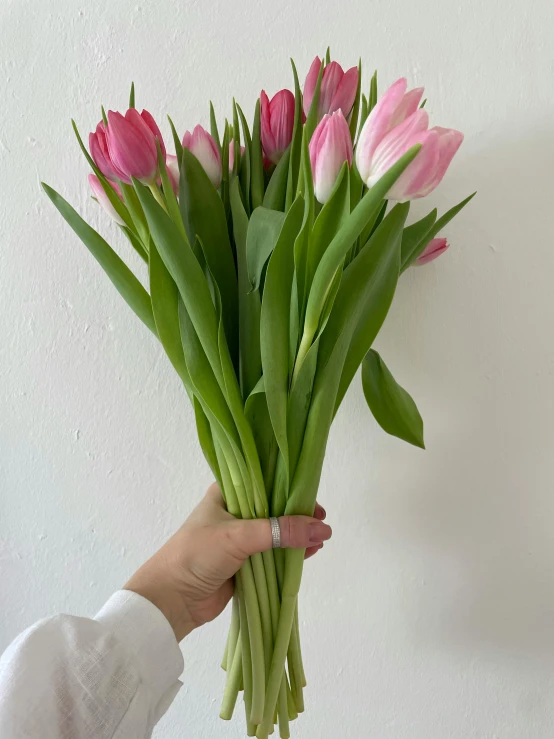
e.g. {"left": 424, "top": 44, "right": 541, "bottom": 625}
{"left": 2, "top": 0, "right": 554, "bottom": 736}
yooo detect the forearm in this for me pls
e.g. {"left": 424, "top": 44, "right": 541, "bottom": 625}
{"left": 0, "top": 591, "right": 184, "bottom": 739}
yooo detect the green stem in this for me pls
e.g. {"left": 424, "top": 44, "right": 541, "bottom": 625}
{"left": 236, "top": 574, "right": 256, "bottom": 737}
{"left": 240, "top": 560, "right": 266, "bottom": 725}
{"left": 221, "top": 594, "right": 240, "bottom": 670}
{"left": 259, "top": 548, "right": 305, "bottom": 734}
{"left": 220, "top": 636, "right": 242, "bottom": 719}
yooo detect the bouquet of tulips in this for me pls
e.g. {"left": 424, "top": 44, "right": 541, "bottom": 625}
{"left": 43, "top": 50, "right": 473, "bottom": 738}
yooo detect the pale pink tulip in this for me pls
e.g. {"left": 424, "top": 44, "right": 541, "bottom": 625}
{"left": 415, "top": 237, "right": 449, "bottom": 266}
{"left": 228, "top": 139, "right": 246, "bottom": 172}
{"left": 103, "top": 109, "right": 165, "bottom": 185}
{"left": 182, "top": 125, "right": 222, "bottom": 188}
{"left": 88, "top": 174, "right": 125, "bottom": 225}
{"left": 309, "top": 110, "right": 353, "bottom": 204}
{"left": 303, "top": 56, "right": 358, "bottom": 119}
{"left": 356, "top": 78, "right": 463, "bottom": 201}
{"left": 260, "top": 89, "right": 295, "bottom": 165}
{"left": 165, "top": 154, "right": 180, "bottom": 195}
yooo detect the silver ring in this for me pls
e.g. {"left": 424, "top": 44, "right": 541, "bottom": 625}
{"left": 269, "top": 517, "right": 281, "bottom": 549}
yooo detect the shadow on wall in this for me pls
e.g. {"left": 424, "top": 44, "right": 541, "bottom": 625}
{"left": 359, "top": 127, "right": 554, "bottom": 662}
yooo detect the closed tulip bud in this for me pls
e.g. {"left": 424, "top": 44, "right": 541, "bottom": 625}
{"left": 260, "top": 89, "right": 295, "bottom": 165}
{"left": 182, "top": 125, "right": 222, "bottom": 188}
{"left": 356, "top": 78, "right": 463, "bottom": 202}
{"left": 89, "top": 122, "right": 120, "bottom": 181}
{"left": 415, "top": 237, "right": 449, "bottom": 266}
{"left": 88, "top": 174, "right": 125, "bottom": 225}
{"left": 309, "top": 110, "right": 353, "bottom": 204}
{"left": 228, "top": 139, "right": 246, "bottom": 173}
{"left": 165, "top": 154, "right": 180, "bottom": 195}
{"left": 103, "top": 109, "right": 165, "bottom": 185}
{"left": 303, "top": 56, "right": 359, "bottom": 119}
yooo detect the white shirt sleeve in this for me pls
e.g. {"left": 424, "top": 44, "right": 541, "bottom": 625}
{"left": 0, "top": 590, "right": 184, "bottom": 739}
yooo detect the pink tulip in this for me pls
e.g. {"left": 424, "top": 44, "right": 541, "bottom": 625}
{"left": 415, "top": 237, "right": 449, "bottom": 266}
{"left": 165, "top": 154, "right": 180, "bottom": 195}
{"left": 260, "top": 89, "right": 295, "bottom": 165}
{"left": 90, "top": 122, "right": 119, "bottom": 181}
{"left": 97, "top": 109, "right": 165, "bottom": 186}
{"left": 303, "top": 56, "right": 359, "bottom": 119}
{"left": 356, "top": 78, "right": 463, "bottom": 201}
{"left": 309, "top": 110, "right": 353, "bottom": 204}
{"left": 88, "top": 174, "right": 125, "bottom": 225}
{"left": 182, "top": 125, "right": 222, "bottom": 188}
{"left": 228, "top": 139, "right": 246, "bottom": 172}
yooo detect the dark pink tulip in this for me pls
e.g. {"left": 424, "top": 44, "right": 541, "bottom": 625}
{"left": 309, "top": 110, "right": 353, "bottom": 203}
{"left": 182, "top": 125, "right": 222, "bottom": 188}
{"left": 105, "top": 109, "right": 165, "bottom": 185}
{"left": 416, "top": 237, "right": 449, "bottom": 266}
{"left": 88, "top": 174, "right": 125, "bottom": 225}
{"left": 260, "top": 89, "right": 295, "bottom": 165}
{"left": 89, "top": 122, "right": 120, "bottom": 181}
{"left": 303, "top": 56, "right": 358, "bottom": 119}
{"left": 356, "top": 78, "right": 463, "bottom": 201}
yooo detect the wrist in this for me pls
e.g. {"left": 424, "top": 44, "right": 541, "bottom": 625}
{"left": 124, "top": 568, "right": 196, "bottom": 642}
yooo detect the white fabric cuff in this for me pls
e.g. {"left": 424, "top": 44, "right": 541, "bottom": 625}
{"left": 95, "top": 590, "right": 184, "bottom": 710}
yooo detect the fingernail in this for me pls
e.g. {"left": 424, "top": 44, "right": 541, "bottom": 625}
{"left": 309, "top": 522, "right": 332, "bottom": 543}
{"left": 317, "top": 506, "right": 326, "bottom": 520}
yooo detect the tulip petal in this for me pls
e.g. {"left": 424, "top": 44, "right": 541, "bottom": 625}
{"left": 140, "top": 109, "right": 166, "bottom": 159}
{"left": 319, "top": 61, "right": 344, "bottom": 117}
{"left": 89, "top": 174, "right": 126, "bottom": 225}
{"left": 367, "top": 109, "right": 430, "bottom": 186}
{"left": 415, "top": 127, "right": 464, "bottom": 197}
{"left": 107, "top": 110, "right": 158, "bottom": 184}
{"left": 356, "top": 77, "right": 408, "bottom": 182}
{"left": 387, "top": 129, "right": 440, "bottom": 201}
{"left": 329, "top": 65, "right": 359, "bottom": 117}
{"left": 303, "top": 56, "right": 322, "bottom": 117}
{"left": 390, "top": 87, "right": 424, "bottom": 128}
{"left": 415, "top": 237, "right": 449, "bottom": 265}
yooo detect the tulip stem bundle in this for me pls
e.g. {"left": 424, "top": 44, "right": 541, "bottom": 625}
{"left": 43, "top": 51, "right": 474, "bottom": 738}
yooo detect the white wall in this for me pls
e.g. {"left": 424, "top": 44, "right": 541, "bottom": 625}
{"left": 2, "top": 0, "right": 554, "bottom": 736}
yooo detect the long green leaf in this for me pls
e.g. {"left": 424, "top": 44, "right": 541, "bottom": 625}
{"left": 334, "top": 205, "right": 410, "bottom": 411}
{"left": 263, "top": 147, "right": 290, "bottom": 212}
{"left": 236, "top": 103, "right": 252, "bottom": 213}
{"left": 193, "top": 396, "right": 222, "bottom": 484}
{"left": 349, "top": 59, "right": 362, "bottom": 141}
{"left": 362, "top": 350, "right": 425, "bottom": 448}
{"left": 167, "top": 115, "right": 184, "bottom": 164}
{"left": 401, "top": 192, "right": 476, "bottom": 272}
{"left": 231, "top": 179, "right": 263, "bottom": 398}
{"left": 209, "top": 101, "right": 221, "bottom": 150}
{"left": 149, "top": 237, "right": 190, "bottom": 385}
{"left": 179, "top": 148, "right": 239, "bottom": 364}
{"left": 302, "top": 145, "right": 421, "bottom": 344}
{"left": 400, "top": 209, "right": 437, "bottom": 269}
{"left": 246, "top": 207, "right": 286, "bottom": 292}
{"left": 134, "top": 180, "right": 224, "bottom": 386}
{"left": 307, "top": 163, "right": 350, "bottom": 289}
{"left": 285, "top": 60, "right": 303, "bottom": 210}
{"left": 43, "top": 183, "right": 156, "bottom": 334}
{"left": 250, "top": 99, "right": 265, "bottom": 210}
{"left": 260, "top": 196, "right": 305, "bottom": 469}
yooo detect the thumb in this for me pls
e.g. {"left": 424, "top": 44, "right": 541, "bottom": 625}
{"left": 233, "top": 515, "right": 332, "bottom": 558}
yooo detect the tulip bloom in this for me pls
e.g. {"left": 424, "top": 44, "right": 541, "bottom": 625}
{"left": 182, "top": 125, "right": 222, "bottom": 188}
{"left": 415, "top": 237, "right": 449, "bottom": 266}
{"left": 309, "top": 110, "right": 353, "bottom": 204}
{"left": 89, "top": 122, "right": 120, "bottom": 181}
{"left": 88, "top": 174, "right": 125, "bottom": 225}
{"left": 356, "top": 78, "right": 463, "bottom": 201}
{"left": 260, "top": 89, "right": 295, "bottom": 165}
{"left": 101, "top": 109, "right": 165, "bottom": 186}
{"left": 303, "top": 56, "right": 358, "bottom": 119}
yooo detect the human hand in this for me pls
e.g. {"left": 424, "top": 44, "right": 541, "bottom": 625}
{"left": 124, "top": 483, "right": 332, "bottom": 641}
